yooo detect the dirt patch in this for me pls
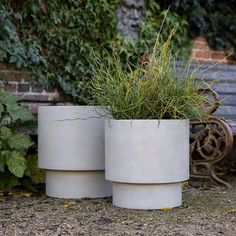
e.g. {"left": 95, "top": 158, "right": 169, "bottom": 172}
{"left": 1, "top": 178, "right": 236, "bottom": 236}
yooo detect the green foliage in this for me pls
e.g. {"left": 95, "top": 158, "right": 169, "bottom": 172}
{"left": 109, "top": 0, "right": 190, "bottom": 66}
{"left": 0, "top": 6, "right": 46, "bottom": 68}
{"left": 88, "top": 30, "right": 213, "bottom": 120}
{"left": 0, "top": 91, "right": 35, "bottom": 123}
{"left": 160, "top": 0, "right": 236, "bottom": 58}
{"left": 25, "top": 154, "right": 45, "bottom": 185}
{"left": 0, "top": 1, "right": 190, "bottom": 103}
{"left": 0, "top": 91, "right": 35, "bottom": 190}
{"left": 0, "top": 0, "right": 121, "bottom": 102}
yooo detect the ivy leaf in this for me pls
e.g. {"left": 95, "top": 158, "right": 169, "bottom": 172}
{"left": 0, "top": 155, "right": 5, "bottom": 172}
{"left": 0, "top": 127, "right": 12, "bottom": 140}
{"left": 5, "top": 151, "right": 26, "bottom": 178}
{"left": 0, "top": 151, "right": 11, "bottom": 159}
{"left": 0, "top": 50, "right": 7, "bottom": 60}
{"left": 0, "top": 103, "right": 4, "bottom": 115}
{"left": 8, "top": 133, "right": 33, "bottom": 150}
{"left": 9, "top": 55, "right": 17, "bottom": 63}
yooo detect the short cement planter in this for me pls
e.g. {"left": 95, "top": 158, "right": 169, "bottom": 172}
{"left": 38, "top": 106, "right": 112, "bottom": 198}
{"left": 105, "top": 119, "right": 189, "bottom": 209}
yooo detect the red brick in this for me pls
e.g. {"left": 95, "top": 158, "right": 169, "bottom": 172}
{"left": 21, "top": 72, "right": 35, "bottom": 82}
{"left": 0, "top": 62, "right": 17, "bottom": 70}
{"left": 192, "top": 51, "right": 211, "bottom": 60}
{"left": 192, "top": 42, "right": 210, "bottom": 51}
{"left": 0, "top": 70, "right": 22, "bottom": 81}
{"left": 20, "top": 94, "right": 49, "bottom": 102}
{"left": 0, "top": 69, "right": 35, "bottom": 82}
{"left": 0, "top": 81, "right": 17, "bottom": 92}
{"left": 7, "top": 83, "right": 17, "bottom": 93}
{"left": 210, "top": 51, "right": 227, "bottom": 61}
{"left": 226, "top": 59, "right": 236, "bottom": 64}
{"left": 194, "top": 36, "right": 208, "bottom": 43}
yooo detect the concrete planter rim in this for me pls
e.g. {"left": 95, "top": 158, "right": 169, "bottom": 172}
{"left": 105, "top": 119, "right": 189, "bottom": 123}
{"left": 38, "top": 105, "right": 101, "bottom": 109}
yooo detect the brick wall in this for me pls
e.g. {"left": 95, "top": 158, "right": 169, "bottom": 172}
{"left": 1, "top": 37, "right": 235, "bottom": 114}
{"left": 191, "top": 36, "right": 236, "bottom": 64}
{"left": 0, "top": 63, "right": 66, "bottom": 114}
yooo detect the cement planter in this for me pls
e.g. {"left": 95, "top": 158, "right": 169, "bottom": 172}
{"left": 38, "top": 106, "right": 112, "bottom": 198}
{"left": 105, "top": 119, "right": 189, "bottom": 209}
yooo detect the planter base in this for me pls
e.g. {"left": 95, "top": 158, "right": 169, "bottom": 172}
{"left": 46, "top": 170, "right": 112, "bottom": 199}
{"left": 112, "top": 182, "right": 182, "bottom": 209}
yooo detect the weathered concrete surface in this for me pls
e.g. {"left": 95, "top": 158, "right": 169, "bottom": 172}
{"left": 1, "top": 178, "right": 236, "bottom": 236}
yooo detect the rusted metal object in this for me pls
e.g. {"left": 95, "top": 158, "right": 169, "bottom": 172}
{"left": 190, "top": 89, "right": 234, "bottom": 188}
{"left": 190, "top": 118, "right": 233, "bottom": 188}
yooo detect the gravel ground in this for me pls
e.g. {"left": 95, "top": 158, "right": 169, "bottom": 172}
{"left": 1, "top": 178, "right": 236, "bottom": 236}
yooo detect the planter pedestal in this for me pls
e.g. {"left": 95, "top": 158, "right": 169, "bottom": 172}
{"left": 105, "top": 119, "right": 189, "bottom": 209}
{"left": 46, "top": 170, "right": 111, "bottom": 199}
{"left": 38, "top": 106, "right": 112, "bottom": 199}
{"left": 113, "top": 182, "right": 182, "bottom": 209}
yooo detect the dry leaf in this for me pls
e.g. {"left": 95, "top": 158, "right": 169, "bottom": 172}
{"left": 182, "top": 181, "right": 189, "bottom": 189}
{"left": 228, "top": 208, "right": 236, "bottom": 213}
{"left": 9, "top": 191, "right": 33, "bottom": 197}
{"left": 63, "top": 200, "right": 75, "bottom": 208}
{"left": 160, "top": 207, "right": 173, "bottom": 211}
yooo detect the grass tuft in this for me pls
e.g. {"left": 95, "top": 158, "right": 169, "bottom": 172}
{"left": 87, "top": 30, "right": 215, "bottom": 120}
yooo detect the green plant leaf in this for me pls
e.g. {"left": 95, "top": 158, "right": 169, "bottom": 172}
{"left": 0, "top": 151, "right": 11, "bottom": 159}
{"left": 0, "top": 91, "right": 19, "bottom": 106}
{"left": 0, "top": 155, "right": 5, "bottom": 172}
{"left": 0, "top": 50, "right": 7, "bottom": 60}
{"left": 0, "top": 103, "right": 4, "bottom": 116}
{"left": 0, "top": 126, "right": 12, "bottom": 140}
{"left": 5, "top": 151, "right": 26, "bottom": 177}
{"left": 0, "top": 172, "right": 20, "bottom": 190}
{"left": 8, "top": 133, "right": 33, "bottom": 150}
{"left": 0, "top": 92, "right": 34, "bottom": 121}
{"left": 7, "top": 105, "right": 35, "bottom": 121}
{"left": 6, "top": 175, "right": 21, "bottom": 189}
{"left": 25, "top": 154, "right": 45, "bottom": 184}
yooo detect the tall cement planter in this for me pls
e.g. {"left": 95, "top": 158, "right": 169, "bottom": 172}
{"left": 38, "top": 106, "right": 112, "bottom": 198}
{"left": 105, "top": 119, "right": 189, "bottom": 210}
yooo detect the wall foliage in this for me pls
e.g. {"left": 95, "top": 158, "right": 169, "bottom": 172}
{"left": 160, "top": 0, "right": 236, "bottom": 59}
{"left": 0, "top": 0, "right": 190, "bottom": 103}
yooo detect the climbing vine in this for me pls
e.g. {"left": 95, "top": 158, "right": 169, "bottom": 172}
{"left": 160, "top": 0, "right": 236, "bottom": 58}
{"left": 0, "top": 0, "right": 190, "bottom": 103}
